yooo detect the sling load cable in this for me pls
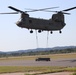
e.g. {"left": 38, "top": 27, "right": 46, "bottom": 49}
{"left": 46, "top": 31, "right": 49, "bottom": 48}
{"left": 35, "top": 30, "right": 39, "bottom": 48}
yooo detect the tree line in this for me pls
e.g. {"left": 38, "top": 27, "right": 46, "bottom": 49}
{"left": 0, "top": 48, "right": 76, "bottom": 57}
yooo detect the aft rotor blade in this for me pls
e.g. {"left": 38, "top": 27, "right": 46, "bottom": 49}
{"left": 38, "top": 10, "right": 58, "bottom": 12}
{"left": 42, "top": 10, "right": 70, "bottom": 15}
{"left": 62, "top": 12, "right": 70, "bottom": 15}
{"left": 8, "top": 6, "right": 24, "bottom": 13}
{"left": 0, "top": 12, "right": 18, "bottom": 14}
{"left": 63, "top": 6, "right": 76, "bottom": 11}
{"left": 25, "top": 7, "right": 59, "bottom": 12}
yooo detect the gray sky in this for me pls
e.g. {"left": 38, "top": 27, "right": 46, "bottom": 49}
{"left": 0, "top": 0, "right": 76, "bottom": 52}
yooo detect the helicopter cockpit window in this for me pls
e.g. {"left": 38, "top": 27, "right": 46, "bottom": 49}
{"left": 16, "top": 18, "right": 21, "bottom": 23}
{"left": 18, "top": 18, "right": 21, "bottom": 21}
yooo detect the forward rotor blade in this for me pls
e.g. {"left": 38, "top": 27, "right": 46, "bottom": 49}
{"left": 8, "top": 6, "right": 24, "bottom": 13}
{"left": 0, "top": 12, "right": 18, "bottom": 14}
{"left": 25, "top": 7, "right": 59, "bottom": 12}
{"left": 63, "top": 6, "right": 76, "bottom": 11}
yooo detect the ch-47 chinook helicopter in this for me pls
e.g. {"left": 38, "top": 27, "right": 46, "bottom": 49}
{"left": 0, "top": 6, "right": 76, "bottom": 34}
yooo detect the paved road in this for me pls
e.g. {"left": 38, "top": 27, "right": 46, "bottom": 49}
{"left": 0, "top": 58, "right": 76, "bottom": 67}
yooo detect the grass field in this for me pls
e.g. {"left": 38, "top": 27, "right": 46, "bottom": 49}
{"left": 0, "top": 53, "right": 76, "bottom": 74}
{"left": 0, "top": 66, "right": 76, "bottom": 74}
{"left": 0, "top": 53, "right": 76, "bottom": 61}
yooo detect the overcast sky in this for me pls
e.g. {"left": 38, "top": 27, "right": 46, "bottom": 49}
{"left": 0, "top": 0, "right": 76, "bottom": 52}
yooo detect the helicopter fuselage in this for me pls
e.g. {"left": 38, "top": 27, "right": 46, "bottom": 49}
{"left": 0, "top": 6, "right": 76, "bottom": 33}
{"left": 16, "top": 13, "right": 66, "bottom": 33}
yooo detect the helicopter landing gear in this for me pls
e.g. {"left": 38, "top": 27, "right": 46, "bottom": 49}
{"left": 38, "top": 30, "right": 41, "bottom": 33}
{"left": 30, "top": 30, "right": 33, "bottom": 33}
{"left": 50, "top": 31, "right": 53, "bottom": 34}
{"left": 59, "top": 30, "right": 62, "bottom": 33}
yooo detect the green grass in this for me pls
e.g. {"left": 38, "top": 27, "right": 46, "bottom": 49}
{"left": 65, "top": 67, "right": 76, "bottom": 72}
{"left": 0, "top": 66, "right": 76, "bottom": 74}
{"left": 72, "top": 72, "right": 76, "bottom": 75}
{"left": 0, "top": 66, "right": 25, "bottom": 73}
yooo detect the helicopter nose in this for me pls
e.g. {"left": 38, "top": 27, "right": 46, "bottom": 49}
{"left": 16, "top": 21, "right": 22, "bottom": 27}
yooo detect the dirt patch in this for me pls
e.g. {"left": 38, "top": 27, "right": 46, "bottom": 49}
{"left": 0, "top": 72, "right": 74, "bottom": 75}
{"left": 0, "top": 73, "right": 25, "bottom": 75}
{"left": 39, "top": 72, "right": 73, "bottom": 75}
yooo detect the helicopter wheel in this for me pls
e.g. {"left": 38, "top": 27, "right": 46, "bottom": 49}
{"left": 59, "top": 30, "right": 62, "bottom": 33}
{"left": 50, "top": 31, "right": 53, "bottom": 34}
{"left": 30, "top": 30, "right": 33, "bottom": 33}
{"left": 38, "top": 30, "right": 41, "bottom": 33}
